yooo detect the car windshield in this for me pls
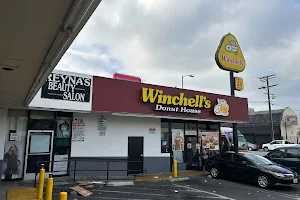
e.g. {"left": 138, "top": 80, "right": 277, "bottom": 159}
{"left": 227, "top": 131, "right": 248, "bottom": 150}
{"left": 238, "top": 135, "right": 248, "bottom": 150}
{"left": 242, "top": 154, "right": 273, "bottom": 165}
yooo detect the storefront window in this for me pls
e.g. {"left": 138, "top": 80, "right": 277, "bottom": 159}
{"left": 53, "top": 113, "right": 72, "bottom": 176}
{"left": 161, "top": 122, "right": 169, "bottom": 153}
{"left": 185, "top": 123, "right": 197, "bottom": 136}
{"left": 209, "top": 123, "right": 219, "bottom": 131}
{"left": 171, "top": 123, "right": 184, "bottom": 163}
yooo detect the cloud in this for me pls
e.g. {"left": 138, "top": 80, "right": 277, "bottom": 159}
{"left": 56, "top": 0, "right": 300, "bottom": 115}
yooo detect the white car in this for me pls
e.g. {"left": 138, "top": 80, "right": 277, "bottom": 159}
{"left": 262, "top": 140, "right": 296, "bottom": 151}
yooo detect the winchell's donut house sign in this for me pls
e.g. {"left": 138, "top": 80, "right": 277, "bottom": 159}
{"left": 41, "top": 73, "right": 91, "bottom": 102}
{"left": 141, "top": 87, "right": 229, "bottom": 117}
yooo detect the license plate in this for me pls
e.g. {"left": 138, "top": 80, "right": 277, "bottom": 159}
{"left": 293, "top": 179, "right": 298, "bottom": 184}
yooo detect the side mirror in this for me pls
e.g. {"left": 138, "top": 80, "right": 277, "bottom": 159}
{"left": 242, "top": 161, "right": 247, "bottom": 165}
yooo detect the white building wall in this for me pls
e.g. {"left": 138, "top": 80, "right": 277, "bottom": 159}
{"left": 71, "top": 113, "right": 168, "bottom": 158}
{"left": 29, "top": 70, "right": 93, "bottom": 112}
{"left": 281, "top": 107, "right": 299, "bottom": 143}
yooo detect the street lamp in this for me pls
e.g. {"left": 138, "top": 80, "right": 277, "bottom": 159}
{"left": 182, "top": 75, "right": 194, "bottom": 89}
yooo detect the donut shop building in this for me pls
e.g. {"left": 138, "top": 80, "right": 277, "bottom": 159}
{"left": 70, "top": 74, "right": 249, "bottom": 176}
{"left": 1, "top": 71, "right": 249, "bottom": 181}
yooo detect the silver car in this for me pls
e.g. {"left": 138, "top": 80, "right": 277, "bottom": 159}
{"left": 248, "top": 142, "right": 259, "bottom": 151}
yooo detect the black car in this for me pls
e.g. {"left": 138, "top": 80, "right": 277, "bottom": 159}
{"left": 205, "top": 152, "right": 299, "bottom": 189}
{"left": 265, "top": 146, "right": 300, "bottom": 174}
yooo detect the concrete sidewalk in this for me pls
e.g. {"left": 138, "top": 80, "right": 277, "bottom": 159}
{"left": 135, "top": 170, "right": 209, "bottom": 181}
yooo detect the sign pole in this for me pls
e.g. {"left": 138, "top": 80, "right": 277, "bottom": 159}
{"left": 215, "top": 33, "right": 245, "bottom": 154}
{"left": 230, "top": 72, "right": 238, "bottom": 153}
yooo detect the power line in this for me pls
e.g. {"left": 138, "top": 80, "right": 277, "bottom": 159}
{"left": 258, "top": 74, "right": 279, "bottom": 141}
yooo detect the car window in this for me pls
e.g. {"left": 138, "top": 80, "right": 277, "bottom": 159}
{"left": 269, "top": 149, "right": 285, "bottom": 158}
{"left": 243, "top": 154, "right": 273, "bottom": 165}
{"left": 286, "top": 149, "right": 299, "bottom": 158}
{"left": 270, "top": 141, "right": 281, "bottom": 144}
{"left": 221, "top": 154, "right": 232, "bottom": 161}
{"left": 233, "top": 154, "right": 246, "bottom": 163}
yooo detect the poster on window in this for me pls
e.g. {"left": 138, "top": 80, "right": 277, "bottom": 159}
{"left": 172, "top": 129, "right": 184, "bottom": 151}
{"left": 53, "top": 154, "right": 69, "bottom": 175}
{"left": 56, "top": 120, "right": 71, "bottom": 138}
{"left": 2, "top": 141, "right": 24, "bottom": 175}
{"left": 201, "top": 132, "right": 219, "bottom": 150}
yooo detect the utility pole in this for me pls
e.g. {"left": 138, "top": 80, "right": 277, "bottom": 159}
{"left": 258, "top": 74, "right": 278, "bottom": 141}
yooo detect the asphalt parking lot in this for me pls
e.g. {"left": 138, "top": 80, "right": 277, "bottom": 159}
{"left": 52, "top": 175, "right": 300, "bottom": 200}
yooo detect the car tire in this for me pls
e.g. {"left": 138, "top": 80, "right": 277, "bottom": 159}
{"left": 263, "top": 147, "right": 269, "bottom": 152}
{"left": 257, "top": 174, "right": 271, "bottom": 189}
{"left": 210, "top": 167, "right": 220, "bottom": 179}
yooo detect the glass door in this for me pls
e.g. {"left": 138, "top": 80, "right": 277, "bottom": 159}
{"left": 24, "top": 130, "right": 54, "bottom": 180}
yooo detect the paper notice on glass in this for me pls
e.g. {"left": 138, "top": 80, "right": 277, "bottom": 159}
{"left": 72, "top": 123, "right": 85, "bottom": 141}
{"left": 172, "top": 129, "right": 184, "bottom": 151}
{"left": 53, "top": 154, "right": 68, "bottom": 175}
{"left": 201, "top": 132, "right": 220, "bottom": 150}
{"left": 185, "top": 130, "right": 197, "bottom": 136}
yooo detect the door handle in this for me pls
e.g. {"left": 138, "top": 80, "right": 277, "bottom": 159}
{"left": 141, "top": 154, "right": 143, "bottom": 157}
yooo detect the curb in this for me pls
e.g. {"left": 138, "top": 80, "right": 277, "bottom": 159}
{"left": 169, "top": 177, "right": 190, "bottom": 182}
{"left": 106, "top": 181, "right": 134, "bottom": 187}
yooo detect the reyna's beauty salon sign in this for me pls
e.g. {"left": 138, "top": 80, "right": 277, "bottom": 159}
{"left": 41, "top": 73, "right": 91, "bottom": 102}
{"left": 141, "top": 87, "right": 229, "bottom": 116}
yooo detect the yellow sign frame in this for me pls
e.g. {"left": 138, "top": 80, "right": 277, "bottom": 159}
{"left": 215, "top": 33, "right": 246, "bottom": 73}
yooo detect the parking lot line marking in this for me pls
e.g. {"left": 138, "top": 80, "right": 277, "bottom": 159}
{"left": 172, "top": 183, "right": 235, "bottom": 200}
{"left": 92, "top": 189, "right": 227, "bottom": 198}
{"left": 53, "top": 194, "right": 152, "bottom": 200}
{"left": 206, "top": 178, "right": 299, "bottom": 199}
{"left": 120, "top": 186, "right": 161, "bottom": 191}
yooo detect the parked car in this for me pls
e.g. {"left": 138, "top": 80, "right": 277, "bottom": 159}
{"left": 220, "top": 127, "right": 248, "bottom": 152}
{"left": 262, "top": 140, "right": 296, "bottom": 151}
{"left": 205, "top": 152, "right": 299, "bottom": 189}
{"left": 247, "top": 142, "right": 259, "bottom": 151}
{"left": 265, "top": 146, "right": 300, "bottom": 174}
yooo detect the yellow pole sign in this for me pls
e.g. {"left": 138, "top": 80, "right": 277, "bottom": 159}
{"left": 215, "top": 33, "right": 246, "bottom": 73}
{"left": 234, "top": 77, "right": 244, "bottom": 91}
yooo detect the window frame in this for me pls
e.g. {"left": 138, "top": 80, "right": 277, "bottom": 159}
{"left": 233, "top": 154, "right": 246, "bottom": 164}
{"left": 286, "top": 149, "right": 299, "bottom": 159}
{"left": 269, "top": 149, "right": 285, "bottom": 159}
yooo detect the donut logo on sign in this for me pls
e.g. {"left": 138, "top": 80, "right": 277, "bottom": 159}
{"left": 225, "top": 40, "right": 238, "bottom": 54}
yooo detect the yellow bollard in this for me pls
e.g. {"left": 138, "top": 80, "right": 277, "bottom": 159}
{"left": 37, "top": 164, "right": 45, "bottom": 200}
{"left": 45, "top": 173, "right": 53, "bottom": 200}
{"left": 59, "top": 192, "right": 68, "bottom": 200}
{"left": 173, "top": 160, "right": 178, "bottom": 178}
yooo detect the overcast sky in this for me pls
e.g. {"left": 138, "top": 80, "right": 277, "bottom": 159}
{"left": 56, "top": 0, "right": 300, "bottom": 115}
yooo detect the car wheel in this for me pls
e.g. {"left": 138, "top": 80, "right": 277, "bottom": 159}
{"left": 257, "top": 174, "right": 270, "bottom": 189}
{"left": 263, "top": 147, "right": 269, "bottom": 152}
{"left": 248, "top": 147, "right": 252, "bottom": 151}
{"left": 211, "top": 167, "right": 220, "bottom": 179}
